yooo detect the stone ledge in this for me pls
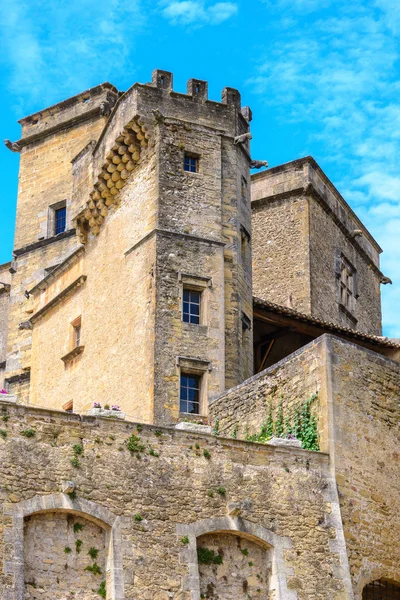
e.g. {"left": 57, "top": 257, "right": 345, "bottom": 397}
{"left": 175, "top": 422, "right": 212, "bottom": 434}
{"left": 267, "top": 437, "right": 302, "bottom": 449}
{"left": 30, "top": 275, "right": 87, "bottom": 324}
{"left": 88, "top": 407, "right": 126, "bottom": 419}
{"left": 61, "top": 345, "right": 85, "bottom": 364}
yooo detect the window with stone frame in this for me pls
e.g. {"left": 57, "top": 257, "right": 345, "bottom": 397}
{"left": 48, "top": 200, "right": 67, "bottom": 237}
{"left": 71, "top": 316, "right": 82, "bottom": 348}
{"left": 339, "top": 257, "right": 356, "bottom": 313}
{"left": 184, "top": 153, "right": 199, "bottom": 173}
{"left": 182, "top": 289, "right": 201, "bottom": 324}
{"left": 180, "top": 373, "right": 201, "bottom": 414}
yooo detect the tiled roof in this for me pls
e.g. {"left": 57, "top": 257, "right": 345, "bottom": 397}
{"left": 253, "top": 297, "right": 400, "bottom": 349}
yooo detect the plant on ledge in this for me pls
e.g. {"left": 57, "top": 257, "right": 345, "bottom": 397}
{"left": 244, "top": 393, "right": 320, "bottom": 451}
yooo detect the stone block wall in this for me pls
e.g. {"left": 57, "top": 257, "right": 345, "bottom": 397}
{"left": 251, "top": 157, "right": 383, "bottom": 336}
{"left": 0, "top": 262, "right": 11, "bottom": 386}
{"left": 327, "top": 337, "right": 400, "bottom": 598}
{"left": 251, "top": 194, "right": 311, "bottom": 314}
{"left": 209, "top": 337, "right": 325, "bottom": 444}
{"left": 0, "top": 400, "right": 351, "bottom": 600}
{"left": 309, "top": 198, "right": 382, "bottom": 335}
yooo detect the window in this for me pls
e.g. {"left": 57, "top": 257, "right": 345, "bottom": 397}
{"left": 48, "top": 200, "right": 67, "bottom": 238}
{"left": 71, "top": 316, "right": 82, "bottom": 348}
{"left": 180, "top": 374, "right": 200, "bottom": 414}
{"left": 55, "top": 206, "right": 66, "bottom": 235}
{"left": 184, "top": 154, "right": 198, "bottom": 173}
{"left": 340, "top": 258, "right": 355, "bottom": 312}
{"left": 183, "top": 289, "right": 201, "bottom": 324}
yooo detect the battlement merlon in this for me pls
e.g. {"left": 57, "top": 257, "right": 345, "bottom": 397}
{"left": 70, "top": 69, "right": 253, "bottom": 231}
{"left": 6, "top": 70, "right": 251, "bottom": 152}
{"left": 93, "top": 69, "right": 251, "bottom": 165}
{"left": 251, "top": 156, "right": 382, "bottom": 268}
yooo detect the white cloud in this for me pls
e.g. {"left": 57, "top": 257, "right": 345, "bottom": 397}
{"left": 161, "top": 1, "right": 237, "bottom": 25}
{"left": 0, "top": 0, "right": 144, "bottom": 113}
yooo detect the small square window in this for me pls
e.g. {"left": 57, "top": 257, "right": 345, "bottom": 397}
{"left": 184, "top": 154, "right": 198, "bottom": 173}
{"left": 183, "top": 289, "right": 201, "bottom": 324}
{"left": 180, "top": 374, "right": 200, "bottom": 414}
{"left": 55, "top": 206, "right": 66, "bottom": 235}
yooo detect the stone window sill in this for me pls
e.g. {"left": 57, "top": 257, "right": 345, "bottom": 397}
{"left": 61, "top": 345, "right": 85, "bottom": 364}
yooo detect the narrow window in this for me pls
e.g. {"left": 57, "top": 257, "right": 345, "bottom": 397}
{"left": 184, "top": 154, "right": 198, "bottom": 173}
{"left": 71, "top": 317, "right": 82, "bottom": 348}
{"left": 180, "top": 374, "right": 200, "bottom": 414}
{"left": 183, "top": 289, "right": 201, "bottom": 324}
{"left": 241, "top": 176, "right": 248, "bottom": 201}
{"left": 55, "top": 206, "right": 66, "bottom": 235}
{"left": 340, "top": 259, "right": 355, "bottom": 312}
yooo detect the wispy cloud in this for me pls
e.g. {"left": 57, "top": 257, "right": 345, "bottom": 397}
{"left": 161, "top": 1, "right": 237, "bottom": 26}
{"left": 0, "top": 0, "right": 144, "bottom": 113}
{"left": 249, "top": 2, "right": 400, "bottom": 336}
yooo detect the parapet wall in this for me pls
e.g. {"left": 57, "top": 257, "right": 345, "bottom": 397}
{"left": 0, "top": 400, "right": 352, "bottom": 600}
{"left": 209, "top": 337, "right": 326, "bottom": 445}
{"left": 326, "top": 336, "right": 400, "bottom": 597}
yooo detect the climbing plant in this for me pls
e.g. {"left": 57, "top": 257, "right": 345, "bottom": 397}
{"left": 244, "top": 393, "right": 320, "bottom": 451}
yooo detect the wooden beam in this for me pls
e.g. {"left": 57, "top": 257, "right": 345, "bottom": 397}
{"left": 257, "top": 339, "right": 276, "bottom": 373}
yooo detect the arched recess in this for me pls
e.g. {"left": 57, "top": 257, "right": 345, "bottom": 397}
{"left": 176, "top": 516, "right": 297, "bottom": 600}
{"left": 4, "top": 494, "right": 124, "bottom": 600}
{"left": 362, "top": 579, "right": 400, "bottom": 599}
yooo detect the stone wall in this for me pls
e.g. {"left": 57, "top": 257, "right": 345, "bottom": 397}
{"left": 29, "top": 150, "right": 157, "bottom": 421}
{"left": 327, "top": 337, "right": 400, "bottom": 598}
{"left": 0, "top": 262, "right": 11, "bottom": 386}
{"left": 209, "top": 338, "right": 325, "bottom": 445}
{"left": 250, "top": 157, "right": 383, "bottom": 336}
{"left": 251, "top": 194, "right": 311, "bottom": 314}
{"left": 0, "top": 400, "right": 351, "bottom": 600}
{"left": 23, "top": 72, "right": 253, "bottom": 423}
{"left": 309, "top": 198, "right": 382, "bottom": 335}
{"left": 5, "top": 89, "right": 112, "bottom": 396}
{"left": 24, "top": 512, "right": 107, "bottom": 600}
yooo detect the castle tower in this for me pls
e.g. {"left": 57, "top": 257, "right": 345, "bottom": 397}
{"left": 4, "top": 70, "right": 253, "bottom": 423}
{"left": 251, "top": 157, "right": 384, "bottom": 335}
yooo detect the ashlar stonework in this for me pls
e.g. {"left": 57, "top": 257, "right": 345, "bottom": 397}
{"left": 0, "top": 68, "right": 399, "bottom": 599}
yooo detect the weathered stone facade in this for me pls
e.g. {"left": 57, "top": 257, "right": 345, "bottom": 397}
{"left": 252, "top": 158, "right": 384, "bottom": 335}
{"left": 210, "top": 334, "right": 400, "bottom": 598}
{"left": 1, "top": 69, "right": 399, "bottom": 599}
{"left": 0, "top": 400, "right": 352, "bottom": 600}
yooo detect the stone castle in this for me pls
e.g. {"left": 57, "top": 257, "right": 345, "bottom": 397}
{"left": 0, "top": 69, "right": 398, "bottom": 600}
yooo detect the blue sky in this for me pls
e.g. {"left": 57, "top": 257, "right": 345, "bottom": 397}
{"left": 0, "top": 0, "right": 399, "bottom": 336}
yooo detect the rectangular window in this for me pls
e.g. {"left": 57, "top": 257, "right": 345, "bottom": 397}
{"left": 71, "top": 316, "right": 82, "bottom": 348}
{"left": 340, "top": 259, "right": 354, "bottom": 311}
{"left": 55, "top": 206, "right": 66, "bottom": 235}
{"left": 180, "top": 374, "right": 200, "bottom": 414}
{"left": 183, "top": 289, "right": 201, "bottom": 324}
{"left": 184, "top": 154, "right": 198, "bottom": 173}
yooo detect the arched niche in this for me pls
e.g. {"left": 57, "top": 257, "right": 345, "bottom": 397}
{"left": 5, "top": 494, "right": 124, "bottom": 600}
{"left": 197, "top": 531, "right": 272, "bottom": 599}
{"left": 362, "top": 578, "right": 400, "bottom": 599}
{"left": 177, "top": 516, "right": 297, "bottom": 600}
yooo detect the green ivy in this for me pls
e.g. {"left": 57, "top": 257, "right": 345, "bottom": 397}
{"left": 197, "top": 547, "right": 223, "bottom": 565}
{"left": 243, "top": 394, "right": 320, "bottom": 451}
{"left": 97, "top": 581, "right": 106, "bottom": 598}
